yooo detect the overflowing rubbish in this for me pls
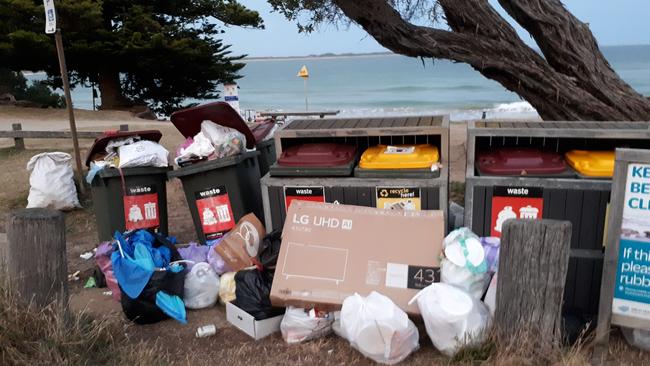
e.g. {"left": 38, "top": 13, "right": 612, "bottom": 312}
{"left": 233, "top": 269, "right": 283, "bottom": 320}
{"left": 184, "top": 262, "right": 220, "bottom": 309}
{"left": 337, "top": 292, "right": 419, "bottom": 365}
{"left": 219, "top": 272, "right": 237, "bottom": 304}
{"left": 201, "top": 121, "right": 246, "bottom": 159}
{"left": 440, "top": 228, "right": 490, "bottom": 299}
{"left": 27, "top": 152, "right": 80, "bottom": 210}
{"left": 622, "top": 327, "right": 650, "bottom": 351}
{"left": 281, "top": 307, "right": 334, "bottom": 344}
{"left": 80, "top": 251, "right": 94, "bottom": 260}
{"left": 95, "top": 241, "right": 121, "bottom": 301}
{"left": 111, "top": 230, "right": 187, "bottom": 324}
{"left": 178, "top": 243, "right": 210, "bottom": 270}
{"left": 214, "top": 213, "right": 266, "bottom": 271}
{"left": 196, "top": 324, "right": 217, "bottom": 338}
{"left": 409, "top": 283, "right": 490, "bottom": 356}
{"left": 68, "top": 271, "right": 80, "bottom": 281}
{"left": 207, "top": 239, "right": 231, "bottom": 274}
{"left": 118, "top": 140, "right": 169, "bottom": 168}
{"left": 84, "top": 277, "right": 97, "bottom": 288}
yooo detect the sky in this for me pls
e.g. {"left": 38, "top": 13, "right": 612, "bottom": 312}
{"left": 220, "top": 0, "right": 650, "bottom": 57}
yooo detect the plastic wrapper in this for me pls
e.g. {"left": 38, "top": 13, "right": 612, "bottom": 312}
{"left": 207, "top": 238, "right": 231, "bottom": 274}
{"left": 26, "top": 152, "right": 80, "bottom": 210}
{"left": 219, "top": 271, "right": 237, "bottom": 303}
{"left": 440, "top": 228, "right": 490, "bottom": 299}
{"left": 183, "top": 262, "right": 220, "bottom": 309}
{"left": 118, "top": 140, "right": 169, "bottom": 168}
{"left": 338, "top": 292, "right": 419, "bottom": 365}
{"left": 178, "top": 242, "right": 209, "bottom": 270}
{"left": 175, "top": 132, "right": 215, "bottom": 164}
{"left": 233, "top": 269, "right": 284, "bottom": 320}
{"left": 480, "top": 237, "right": 500, "bottom": 273}
{"left": 409, "top": 283, "right": 490, "bottom": 356}
{"left": 200, "top": 120, "right": 245, "bottom": 159}
{"left": 281, "top": 307, "right": 334, "bottom": 344}
{"left": 95, "top": 241, "right": 121, "bottom": 301}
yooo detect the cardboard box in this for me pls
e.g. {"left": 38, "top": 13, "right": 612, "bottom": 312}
{"left": 270, "top": 201, "right": 444, "bottom": 314}
{"left": 215, "top": 213, "right": 265, "bottom": 271}
{"left": 226, "top": 301, "right": 283, "bottom": 340}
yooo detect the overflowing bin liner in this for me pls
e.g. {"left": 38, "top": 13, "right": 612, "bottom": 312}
{"left": 564, "top": 150, "right": 615, "bottom": 178}
{"left": 86, "top": 130, "right": 171, "bottom": 241}
{"left": 476, "top": 147, "right": 573, "bottom": 177}
{"left": 270, "top": 143, "right": 357, "bottom": 177}
{"left": 354, "top": 144, "right": 440, "bottom": 178}
{"left": 170, "top": 101, "right": 277, "bottom": 176}
{"left": 168, "top": 151, "right": 263, "bottom": 243}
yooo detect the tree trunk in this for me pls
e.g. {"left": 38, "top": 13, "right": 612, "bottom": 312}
{"left": 97, "top": 68, "right": 132, "bottom": 110}
{"left": 332, "top": 0, "right": 650, "bottom": 121}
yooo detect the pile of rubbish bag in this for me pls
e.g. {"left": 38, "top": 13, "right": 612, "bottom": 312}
{"left": 26, "top": 152, "right": 80, "bottom": 210}
{"left": 175, "top": 121, "right": 246, "bottom": 166}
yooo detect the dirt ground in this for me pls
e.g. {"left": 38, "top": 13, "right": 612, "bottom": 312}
{"left": 1, "top": 106, "right": 647, "bottom": 365}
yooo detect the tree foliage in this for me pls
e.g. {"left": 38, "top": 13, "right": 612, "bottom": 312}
{"left": 269, "top": 0, "right": 650, "bottom": 121}
{"left": 0, "top": 0, "right": 263, "bottom": 114}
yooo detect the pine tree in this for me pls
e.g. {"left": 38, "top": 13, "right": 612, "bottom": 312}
{"left": 0, "top": 0, "right": 263, "bottom": 114}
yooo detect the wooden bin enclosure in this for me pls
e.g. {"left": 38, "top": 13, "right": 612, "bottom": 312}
{"left": 465, "top": 120, "right": 650, "bottom": 320}
{"left": 261, "top": 116, "right": 450, "bottom": 231}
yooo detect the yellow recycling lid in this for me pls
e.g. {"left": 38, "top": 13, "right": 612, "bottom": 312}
{"left": 359, "top": 144, "right": 439, "bottom": 170}
{"left": 565, "top": 150, "right": 615, "bottom": 178}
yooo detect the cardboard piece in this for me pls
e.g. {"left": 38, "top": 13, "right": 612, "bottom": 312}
{"left": 215, "top": 213, "right": 265, "bottom": 271}
{"left": 270, "top": 201, "right": 444, "bottom": 314}
{"left": 226, "top": 302, "right": 283, "bottom": 340}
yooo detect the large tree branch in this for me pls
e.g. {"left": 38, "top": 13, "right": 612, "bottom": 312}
{"left": 498, "top": 0, "right": 650, "bottom": 119}
{"left": 332, "top": 0, "right": 632, "bottom": 120}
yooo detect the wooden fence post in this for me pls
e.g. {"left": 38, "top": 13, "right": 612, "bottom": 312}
{"left": 12, "top": 123, "right": 25, "bottom": 150}
{"left": 495, "top": 219, "right": 572, "bottom": 350}
{"left": 6, "top": 209, "right": 68, "bottom": 308}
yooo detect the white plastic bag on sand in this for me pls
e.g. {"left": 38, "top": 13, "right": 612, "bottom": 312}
{"left": 26, "top": 152, "right": 80, "bottom": 210}
{"left": 183, "top": 262, "right": 220, "bottom": 309}
{"left": 409, "top": 283, "right": 490, "bottom": 356}
{"left": 177, "top": 132, "right": 215, "bottom": 162}
{"left": 338, "top": 292, "right": 419, "bottom": 365}
{"left": 200, "top": 120, "right": 245, "bottom": 159}
{"left": 118, "top": 140, "right": 169, "bottom": 168}
{"left": 622, "top": 327, "right": 650, "bottom": 352}
{"left": 281, "top": 307, "right": 334, "bottom": 344}
{"left": 441, "top": 228, "right": 490, "bottom": 299}
{"left": 218, "top": 271, "right": 237, "bottom": 304}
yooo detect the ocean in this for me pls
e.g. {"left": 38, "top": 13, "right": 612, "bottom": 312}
{"left": 25, "top": 45, "right": 650, "bottom": 120}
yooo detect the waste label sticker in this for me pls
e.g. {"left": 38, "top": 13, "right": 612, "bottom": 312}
{"left": 376, "top": 187, "right": 421, "bottom": 211}
{"left": 490, "top": 186, "right": 543, "bottom": 238}
{"left": 284, "top": 186, "right": 325, "bottom": 211}
{"left": 123, "top": 185, "right": 159, "bottom": 231}
{"left": 195, "top": 186, "right": 235, "bottom": 240}
{"left": 613, "top": 164, "right": 650, "bottom": 320}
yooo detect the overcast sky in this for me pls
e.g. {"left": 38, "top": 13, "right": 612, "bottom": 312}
{"left": 220, "top": 0, "right": 650, "bottom": 57}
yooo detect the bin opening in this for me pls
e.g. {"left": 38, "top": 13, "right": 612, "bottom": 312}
{"left": 170, "top": 102, "right": 256, "bottom": 149}
{"left": 476, "top": 147, "right": 567, "bottom": 176}
{"left": 85, "top": 130, "right": 163, "bottom": 167}
{"left": 358, "top": 144, "right": 439, "bottom": 170}
{"left": 278, "top": 143, "right": 357, "bottom": 167}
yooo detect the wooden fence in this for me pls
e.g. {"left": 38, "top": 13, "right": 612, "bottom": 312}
{"left": 0, "top": 123, "right": 129, "bottom": 150}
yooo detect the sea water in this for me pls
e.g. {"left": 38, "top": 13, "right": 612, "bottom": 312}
{"left": 23, "top": 45, "right": 650, "bottom": 120}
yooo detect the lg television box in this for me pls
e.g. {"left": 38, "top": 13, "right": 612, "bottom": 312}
{"left": 270, "top": 201, "right": 444, "bottom": 314}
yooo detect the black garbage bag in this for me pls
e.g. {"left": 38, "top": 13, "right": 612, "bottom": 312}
{"left": 118, "top": 232, "right": 186, "bottom": 325}
{"left": 233, "top": 268, "right": 285, "bottom": 320}
{"left": 256, "top": 230, "right": 282, "bottom": 270}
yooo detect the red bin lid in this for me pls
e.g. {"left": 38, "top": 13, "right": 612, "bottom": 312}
{"left": 477, "top": 147, "right": 567, "bottom": 175}
{"left": 278, "top": 143, "right": 357, "bottom": 167}
{"left": 169, "top": 102, "right": 255, "bottom": 149}
{"left": 85, "top": 130, "right": 162, "bottom": 167}
{"left": 249, "top": 119, "right": 276, "bottom": 143}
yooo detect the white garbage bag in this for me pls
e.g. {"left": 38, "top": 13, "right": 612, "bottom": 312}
{"left": 622, "top": 327, "right": 650, "bottom": 352}
{"left": 176, "top": 132, "right": 215, "bottom": 163}
{"left": 409, "top": 283, "right": 490, "bottom": 356}
{"left": 200, "top": 120, "right": 245, "bottom": 159}
{"left": 118, "top": 140, "right": 169, "bottom": 168}
{"left": 281, "top": 307, "right": 334, "bottom": 344}
{"left": 26, "top": 152, "right": 80, "bottom": 210}
{"left": 338, "top": 292, "right": 419, "bottom": 365}
{"left": 183, "top": 262, "right": 220, "bottom": 309}
{"left": 440, "top": 228, "right": 490, "bottom": 299}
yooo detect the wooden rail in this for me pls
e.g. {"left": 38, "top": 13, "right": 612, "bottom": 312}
{"left": 259, "top": 110, "right": 340, "bottom": 119}
{"left": 1, "top": 123, "right": 128, "bottom": 150}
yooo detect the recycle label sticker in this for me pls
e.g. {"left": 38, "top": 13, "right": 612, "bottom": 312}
{"left": 123, "top": 185, "right": 159, "bottom": 231}
{"left": 195, "top": 186, "right": 235, "bottom": 240}
{"left": 376, "top": 187, "right": 421, "bottom": 211}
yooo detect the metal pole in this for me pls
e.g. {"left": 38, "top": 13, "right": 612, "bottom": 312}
{"left": 304, "top": 78, "right": 309, "bottom": 111}
{"left": 54, "top": 28, "right": 85, "bottom": 194}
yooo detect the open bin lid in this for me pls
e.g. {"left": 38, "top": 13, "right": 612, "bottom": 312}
{"left": 249, "top": 120, "right": 276, "bottom": 143}
{"left": 278, "top": 143, "right": 357, "bottom": 167}
{"left": 170, "top": 102, "right": 256, "bottom": 149}
{"left": 565, "top": 150, "right": 615, "bottom": 178}
{"left": 358, "top": 144, "right": 439, "bottom": 170}
{"left": 85, "top": 130, "right": 162, "bottom": 167}
{"left": 477, "top": 147, "right": 567, "bottom": 176}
